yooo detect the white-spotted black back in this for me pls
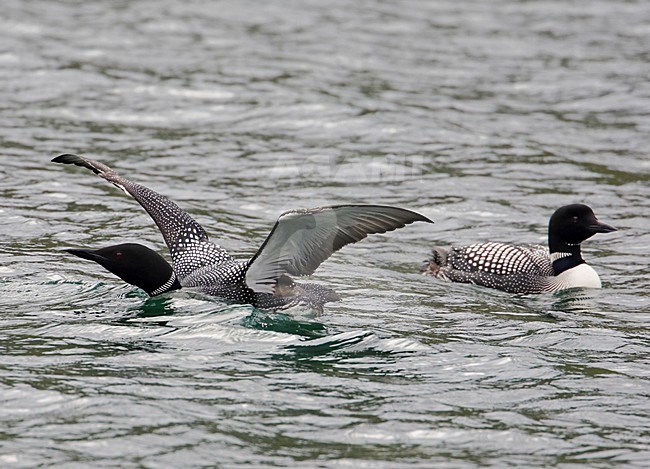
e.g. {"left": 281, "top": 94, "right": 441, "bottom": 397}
{"left": 447, "top": 242, "right": 553, "bottom": 276}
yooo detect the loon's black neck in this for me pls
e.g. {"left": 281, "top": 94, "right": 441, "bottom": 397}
{"left": 549, "top": 239, "right": 585, "bottom": 275}
{"left": 148, "top": 272, "right": 182, "bottom": 296}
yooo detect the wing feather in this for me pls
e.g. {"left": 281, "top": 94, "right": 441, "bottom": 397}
{"left": 52, "top": 154, "right": 233, "bottom": 280}
{"left": 245, "top": 205, "right": 432, "bottom": 293}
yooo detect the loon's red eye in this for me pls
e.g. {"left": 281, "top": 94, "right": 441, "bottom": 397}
{"left": 116, "top": 252, "right": 123, "bottom": 258}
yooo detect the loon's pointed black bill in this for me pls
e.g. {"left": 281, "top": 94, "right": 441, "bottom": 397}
{"left": 588, "top": 221, "right": 617, "bottom": 233}
{"left": 65, "top": 248, "right": 107, "bottom": 263}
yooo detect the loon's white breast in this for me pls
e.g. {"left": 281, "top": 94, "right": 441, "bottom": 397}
{"left": 548, "top": 263, "right": 601, "bottom": 291}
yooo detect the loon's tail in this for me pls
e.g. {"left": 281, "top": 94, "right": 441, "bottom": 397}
{"left": 420, "top": 247, "right": 449, "bottom": 274}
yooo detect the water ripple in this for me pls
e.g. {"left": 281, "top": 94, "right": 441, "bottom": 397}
{"left": 1, "top": 0, "right": 649, "bottom": 466}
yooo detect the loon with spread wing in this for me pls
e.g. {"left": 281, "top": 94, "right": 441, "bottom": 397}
{"left": 53, "top": 154, "right": 432, "bottom": 310}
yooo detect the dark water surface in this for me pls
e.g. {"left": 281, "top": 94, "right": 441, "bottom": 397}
{"left": 1, "top": 0, "right": 649, "bottom": 467}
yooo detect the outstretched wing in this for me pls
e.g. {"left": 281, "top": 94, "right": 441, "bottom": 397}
{"left": 52, "top": 154, "right": 233, "bottom": 280}
{"left": 245, "top": 205, "right": 433, "bottom": 293}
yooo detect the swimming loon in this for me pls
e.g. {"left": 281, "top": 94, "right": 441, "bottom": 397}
{"left": 421, "top": 204, "right": 617, "bottom": 294}
{"left": 53, "top": 154, "right": 432, "bottom": 310}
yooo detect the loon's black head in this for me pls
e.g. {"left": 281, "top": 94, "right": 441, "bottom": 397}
{"left": 66, "top": 243, "right": 180, "bottom": 296}
{"left": 548, "top": 204, "right": 617, "bottom": 253}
